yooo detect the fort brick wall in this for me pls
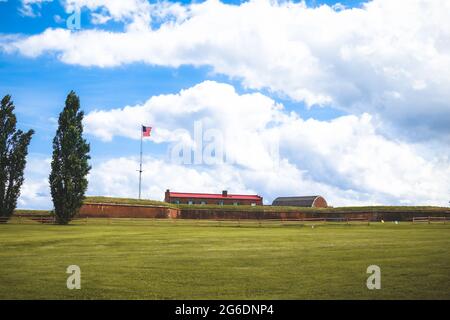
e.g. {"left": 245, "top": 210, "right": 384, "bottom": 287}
{"left": 79, "top": 203, "right": 180, "bottom": 219}
{"left": 312, "top": 196, "right": 328, "bottom": 208}
{"left": 174, "top": 209, "right": 450, "bottom": 221}
{"left": 79, "top": 203, "right": 449, "bottom": 221}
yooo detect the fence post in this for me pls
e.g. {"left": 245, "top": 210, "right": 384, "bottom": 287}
{"left": 428, "top": 216, "right": 431, "bottom": 224}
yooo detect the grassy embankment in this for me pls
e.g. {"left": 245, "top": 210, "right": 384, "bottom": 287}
{"left": 13, "top": 196, "right": 450, "bottom": 219}
{"left": 83, "top": 196, "right": 450, "bottom": 213}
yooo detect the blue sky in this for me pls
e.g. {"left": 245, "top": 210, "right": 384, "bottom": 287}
{"left": 0, "top": 0, "right": 352, "bottom": 157}
{"left": 1, "top": 0, "right": 449, "bottom": 209}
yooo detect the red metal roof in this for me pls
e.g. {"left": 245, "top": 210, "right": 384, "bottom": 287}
{"left": 167, "top": 191, "right": 262, "bottom": 200}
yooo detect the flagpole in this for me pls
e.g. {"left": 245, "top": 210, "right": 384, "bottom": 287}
{"left": 138, "top": 125, "right": 143, "bottom": 199}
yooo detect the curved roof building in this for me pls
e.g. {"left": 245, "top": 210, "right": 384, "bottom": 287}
{"left": 272, "top": 195, "right": 328, "bottom": 208}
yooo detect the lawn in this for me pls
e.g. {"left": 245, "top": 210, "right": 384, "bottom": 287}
{"left": 0, "top": 219, "right": 449, "bottom": 299}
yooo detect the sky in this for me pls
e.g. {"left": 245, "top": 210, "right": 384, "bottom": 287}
{"left": 0, "top": 0, "right": 449, "bottom": 209}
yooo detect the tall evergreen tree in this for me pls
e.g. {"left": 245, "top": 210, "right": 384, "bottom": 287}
{"left": 0, "top": 95, "right": 34, "bottom": 220}
{"left": 50, "top": 91, "right": 90, "bottom": 225}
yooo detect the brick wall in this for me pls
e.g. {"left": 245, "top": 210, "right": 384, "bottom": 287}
{"left": 312, "top": 196, "right": 328, "bottom": 208}
{"left": 78, "top": 203, "right": 449, "bottom": 221}
{"left": 79, "top": 203, "right": 180, "bottom": 219}
{"left": 179, "top": 209, "right": 449, "bottom": 221}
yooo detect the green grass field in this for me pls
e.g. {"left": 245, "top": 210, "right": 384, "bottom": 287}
{"left": 0, "top": 219, "right": 449, "bottom": 299}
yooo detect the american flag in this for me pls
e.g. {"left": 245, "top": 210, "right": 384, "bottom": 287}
{"left": 142, "top": 125, "right": 152, "bottom": 137}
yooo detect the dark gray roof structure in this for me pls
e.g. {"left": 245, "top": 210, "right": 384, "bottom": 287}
{"left": 272, "top": 195, "right": 327, "bottom": 207}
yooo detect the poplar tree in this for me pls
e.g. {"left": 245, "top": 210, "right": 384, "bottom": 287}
{"left": 0, "top": 95, "right": 34, "bottom": 220}
{"left": 49, "top": 91, "right": 90, "bottom": 224}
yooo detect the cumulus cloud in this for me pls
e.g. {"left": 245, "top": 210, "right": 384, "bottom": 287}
{"left": 87, "top": 156, "right": 253, "bottom": 200}
{"left": 9, "top": 1, "right": 450, "bottom": 208}
{"left": 82, "top": 81, "right": 450, "bottom": 207}
{"left": 17, "top": 155, "right": 52, "bottom": 209}
{"left": 19, "top": 0, "right": 53, "bottom": 17}
{"left": 277, "top": 114, "right": 450, "bottom": 205}
{"left": 86, "top": 156, "right": 382, "bottom": 207}
{"left": 20, "top": 81, "right": 450, "bottom": 208}
{"left": 4, "top": 0, "right": 450, "bottom": 140}
{"left": 64, "top": 0, "right": 152, "bottom": 31}
{"left": 17, "top": 80, "right": 449, "bottom": 209}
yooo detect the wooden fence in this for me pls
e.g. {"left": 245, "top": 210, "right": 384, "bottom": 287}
{"left": 0, "top": 215, "right": 55, "bottom": 224}
{"left": 1, "top": 215, "right": 448, "bottom": 226}
{"left": 412, "top": 216, "right": 447, "bottom": 224}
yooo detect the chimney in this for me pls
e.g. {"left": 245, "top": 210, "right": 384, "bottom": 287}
{"left": 222, "top": 190, "right": 228, "bottom": 197}
{"left": 165, "top": 189, "right": 170, "bottom": 202}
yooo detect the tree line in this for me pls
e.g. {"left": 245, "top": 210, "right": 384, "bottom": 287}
{"left": 0, "top": 91, "right": 90, "bottom": 224}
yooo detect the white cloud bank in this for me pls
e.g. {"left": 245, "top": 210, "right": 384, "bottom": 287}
{"left": 19, "top": 80, "right": 450, "bottom": 208}
{"left": 82, "top": 81, "right": 450, "bottom": 207}
{"left": 17, "top": 155, "right": 52, "bottom": 209}
{"left": 10, "top": 1, "right": 450, "bottom": 208}
{"left": 4, "top": 0, "right": 450, "bottom": 140}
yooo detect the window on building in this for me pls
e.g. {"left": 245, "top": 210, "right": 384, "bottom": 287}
{"left": 251, "top": 203, "right": 256, "bottom": 206}
{"left": 218, "top": 201, "right": 224, "bottom": 206}
{"left": 173, "top": 200, "right": 180, "bottom": 204}
{"left": 201, "top": 201, "right": 206, "bottom": 205}
{"left": 188, "top": 200, "right": 193, "bottom": 205}
{"left": 233, "top": 202, "right": 239, "bottom": 206}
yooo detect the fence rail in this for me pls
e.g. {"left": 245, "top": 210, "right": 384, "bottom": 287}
{"left": 0, "top": 215, "right": 56, "bottom": 224}
{"left": 1, "top": 215, "right": 447, "bottom": 226}
{"left": 412, "top": 216, "right": 447, "bottom": 224}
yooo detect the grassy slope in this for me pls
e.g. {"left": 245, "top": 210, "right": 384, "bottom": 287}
{"left": 0, "top": 220, "right": 449, "bottom": 299}
{"left": 15, "top": 194, "right": 450, "bottom": 215}
{"left": 83, "top": 196, "right": 450, "bottom": 213}
{"left": 84, "top": 196, "right": 176, "bottom": 208}
{"left": 14, "top": 209, "right": 52, "bottom": 216}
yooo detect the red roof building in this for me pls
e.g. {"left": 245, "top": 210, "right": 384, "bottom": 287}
{"left": 165, "top": 189, "right": 263, "bottom": 206}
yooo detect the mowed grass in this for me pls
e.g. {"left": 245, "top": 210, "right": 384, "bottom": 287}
{"left": 0, "top": 220, "right": 449, "bottom": 300}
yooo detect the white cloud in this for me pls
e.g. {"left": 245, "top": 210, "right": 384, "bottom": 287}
{"left": 277, "top": 113, "right": 450, "bottom": 205}
{"left": 21, "top": 80, "right": 450, "bottom": 208}
{"left": 85, "top": 80, "right": 283, "bottom": 172}
{"left": 17, "top": 155, "right": 52, "bottom": 209}
{"left": 19, "top": 0, "right": 52, "bottom": 17}
{"left": 8, "top": 1, "right": 450, "bottom": 208}
{"left": 64, "top": 0, "right": 152, "bottom": 31}
{"left": 86, "top": 156, "right": 380, "bottom": 206}
{"left": 87, "top": 156, "right": 252, "bottom": 201}
{"left": 332, "top": 3, "right": 346, "bottom": 11}
{"left": 53, "top": 14, "right": 64, "bottom": 24}
{"left": 82, "top": 81, "right": 450, "bottom": 207}
{"left": 4, "top": 0, "right": 450, "bottom": 139}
